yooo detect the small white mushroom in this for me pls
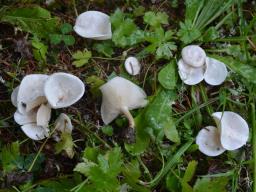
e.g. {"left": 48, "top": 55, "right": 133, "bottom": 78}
{"left": 181, "top": 45, "right": 206, "bottom": 68}
{"left": 11, "top": 86, "right": 19, "bottom": 107}
{"left": 196, "top": 126, "right": 226, "bottom": 157}
{"left": 55, "top": 113, "right": 73, "bottom": 133}
{"left": 204, "top": 57, "right": 228, "bottom": 86}
{"left": 74, "top": 11, "right": 112, "bottom": 40}
{"left": 212, "top": 111, "right": 249, "bottom": 151}
{"left": 21, "top": 123, "right": 49, "bottom": 140}
{"left": 36, "top": 104, "right": 51, "bottom": 128}
{"left": 100, "top": 76, "right": 148, "bottom": 128}
{"left": 14, "top": 110, "right": 36, "bottom": 125}
{"left": 178, "top": 59, "right": 204, "bottom": 85}
{"left": 44, "top": 73, "right": 85, "bottom": 109}
{"left": 17, "top": 74, "right": 48, "bottom": 114}
{"left": 124, "top": 57, "right": 141, "bottom": 75}
{"left": 26, "top": 96, "right": 48, "bottom": 112}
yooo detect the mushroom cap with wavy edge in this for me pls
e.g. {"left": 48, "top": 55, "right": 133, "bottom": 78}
{"left": 212, "top": 111, "right": 249, "bottom": 151}
{"left": 181, "top": 45, "right": 206, "bottom": 68}
{"left": 14, "top": 110, "right": 36, "bottom": 125}
{"left": 11, "top": 86, "right": 19, "bottom": 107}
{"left": 204, "top": 57, "right": 228, "bottom": 86}
{"left": 44, "top": 73, "right": 85, "bottom": 109}
{"left": 178, "top": 59, "right": 204, "bottom": 85}
{"left": 36, "top": 104, "right": 51, "bottom": 128}
{"left": 196, "top": 126, "right": 226, "bottom": 156}
{"left": 74, "top": 11, "right": 112, "bottom": 40}
{"left": 21, "top": 123, "right": 49, "bottom": 140}
{"left": 124, "top": 57, "right": 141, "bottom": 76}
{"left": 55, "top": 113, "right": 73, "bottom": 133}
{"left": 17, "top": 74, "right": 48, "bottom": 114}
{"left": 100, "top": 76, "right": 148, "bottom": 126}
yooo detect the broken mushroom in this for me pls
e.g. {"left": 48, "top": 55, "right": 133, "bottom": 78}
{"left": 44, "top": 72, "right": 85, "bottom": 109}
{"left": 196, "top": 126, "right": 226, "bottom": 157}
{"left": 124, "top": 57, "right": 141, "bottom": 76}
{"left": 212, "top": 111, "right": 249, "bottom": 151}
{"left": 100, "top": 76, "right": 148, "bottom": 128}
{"left": 74, "top": 11, "right": 112, "bottom": 40}
{"left": 54, "top": 113, "right": 73, "bottom": 133}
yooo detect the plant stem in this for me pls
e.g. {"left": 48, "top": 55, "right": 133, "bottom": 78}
{"left": 121, "top": 106, "right": 135, "bottom": 129}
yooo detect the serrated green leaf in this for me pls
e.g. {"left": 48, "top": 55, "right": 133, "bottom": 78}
{"left": 193, "top": 176, "right": 229, "bottom": 192}
{"left": 72, "top": 50, "right": 92, "bottom": 67}
{"left": 85, "top": 75, "right": 105, "bottom": 97}
{"left": 63, "top": 35, "right": 75, "bottom": 46}
{"left": 158, "top": 61, "right": 177, "bottom": 89}
{"left": 31, "top": 38, "right": 48, "bottom": 62}
{"left": 156, "top": 42, "right": 177, "bottom": 59}
{"left": 60, "top": 23, "right": 73, "bottom": 34}
{"left": 84, "top": 147, "right": 99, "bottom": 162}
{"left": 93, "top": 41, "right": 114, "bottom": 57}
{"left": 143, "top": 11, "right": 169, "bottom": 27}
{"left": 177, "top": 20, "right": 201, "bottom": 44}
{"left": 55, "top": 132, "right": 75, "bottom": 158}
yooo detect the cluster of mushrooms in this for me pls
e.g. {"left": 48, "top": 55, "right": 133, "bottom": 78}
{"left": 12, "top": 73, "right": 84, "bottom": 140}
{"left": 10, "top": 10, "right": 249, "bottom": 158}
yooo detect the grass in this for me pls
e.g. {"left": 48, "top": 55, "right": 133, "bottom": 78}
{"left": 0, "top": 0, "right": 255, "bottom": 191}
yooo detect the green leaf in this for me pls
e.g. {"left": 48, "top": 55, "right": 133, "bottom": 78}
{"left": 93, "top": 41, "right": 114, "bottom": 58}
{"left": 101, "top": 125, "right": 113, "bottom": 136}
{"left": 60, "top": 23, "right": 73, "bottom": 34}
{"left": 63, "top": 35, "right": 75, "bottom": 46}
{"left": 156, "top": 42, "right": 177, "bottom": 59}
{"left": 164, "top": 118, "right": 180, "bottom": 143}
{"left": 183, "top": 160, "right": 198, "bottom": 183}
{"left": 158, "top": 61, "right": 177, "bottom": 89}
{"left": 55, "top": 132, "right": 75, "bottom": 158}
{"left": 31, "top": 38, "right": 48, "bottom": 62}
{"left": 1, "top": 6, "right": 59, "bottom": 38}
{"left": 84, "top": 147, "right": 99, "bottom": 162}
{"left": 85, "top": 75, "right": 105, "bottom": 97}
{"left": 49, "top": 34, "right": 62, "bottom": 45}
{"left": 193, "top": 177, "right": 229, "bottom": 192}
{"left": 203, "top": 27, "right": 219, "bottom": 42}
{"left": 110, "top": 9, "right": 125, "bottom": 28}
{"left": 72, "top": 50, "right": 92, "bottom": 67}
{"left": 177, "top": 20, "right": 201, "bottom": 44}
{"left": 185, "top": 0, "right": 204, "bottom": 22}
{"left": 143, "top": 11, "right": 169, "bottom": 27}
{"left": 212, "top": 55, "right": 256, "bottom": 84}
{"left": 133, "top": 6, "right": 145, "bottom": 17}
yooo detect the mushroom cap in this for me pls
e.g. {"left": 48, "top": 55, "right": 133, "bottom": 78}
{"left": 36, "top": 104, "right": 51, "bottom": 128}
{"left": 74, "top": 11, "right": 112, "bottom": 40}
{"left": 196, "top": 126, "right": 226, "bottom": 156}
{"left": 124, "top": 57, "right": 141, "bottom": 75}
{"left": 181, "top": 45, "right": 206, "bottom": 68}
{"left": 204, "top": 57, "right": 228, "bottom": 85}
{"left": 44, "top": 72, "right": 85, "bottom": 109}
{"left": 212, "top": 111, "right": 249, "bottom": 151}
{"left": 17, "top": 74, "right": 48, "bottom": 114}
{"left": 21, "top": 123, "right": 49, "bottom": 140}
{"left": 178, "top": 59, "right": 204, "bottom": 85}
{"left": 11, "top": 86, "right": 19, "bottom": 107}
{"left": 100, "top": 76, "right": 148, "bottom": 124}
{"left": 14, "top": 110, "right": 36, "bottom": 125}
{"left": 55, "top": 113, "right": 73, "bottom": 133}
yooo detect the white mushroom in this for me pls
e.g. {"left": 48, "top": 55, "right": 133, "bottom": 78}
{"left": 100, "top": 76, "right": 148, "bottom": 128}
{"left": 44, "top": 72, "right": 85, "bottom": 109}
{"left": 14, "top": 110, "right": 36, "bottom": 125}
{"left": 124, "top": 57, "right": 141, "bottom": 76}
{"left": 21, "top": 123, "right": 49, "bottom": 140}
{"left": 11, "top": 86, "right": 19, "bottom": 107}
{"left": 178, "top": 59, "right": 204, "bottom": 85}
{"left": 212, "top": 111, "right": 249, "bottom": 151}
{"left": 74, "top": 11, "right": 112, "bottom": 40}
{"left": 26, "top": 96, "right": 48, "bottom": 112}
{"left": 204, "top": 57, "right": 228, "bottom": 86}
{"left": 55, "top": 113, "right": 73, "bottom": 133}
{"left": 17, "top": 74, "right": 48, "bottom": 114}
{"left": 36, "top": 104, "right": 51, "bottom": 128}
{"left": 181, "top": 45, "right": 206, "bottom": 68}
{"left": 196, "top": 126, "right": 226, "bottom": 157}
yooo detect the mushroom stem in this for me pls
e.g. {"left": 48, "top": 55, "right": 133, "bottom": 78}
{"left": 121, "top": 106, "right": 135, "bottom": 129}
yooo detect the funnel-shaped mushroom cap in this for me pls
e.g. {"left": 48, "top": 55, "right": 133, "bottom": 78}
{"left": 74, "top": 11, "right": 112, "bottom": 40}
{"left": 37, "top": 104, "right": 51, "bottom": 128}
{"left": 100, "top": 76, "right": 148, "bottom": 124}
{"left": 204, "top": 57, "right": 228, "bottom": 85}
{"left": 11, "top": 86, "right": 19, "bottom": 107}
{"left": 21, "top": 123, "right": 49, "bottom": 140}
{"left": 14, "top": 110, "right": 36, "bottom": 125}
{"left": 212, "top": 111, "right": 249, "bottom": 151}
{"left": 17, "top": 74, "right": 48, "bottom": 114}
{"left": 44, "top": 73, "right": 85, "bottom": 109}
{"left": 181, "top": 45, "right": 206, "bottom": 68}
{"left": 196, "top": 126, "right": 226, "bottom": 156}
{"left": 178, "top": 59, "right": 204, "bottom": 85}
{"left": 55, "top": 113, "right": 73, "bottom": 133}
{"left": 124, "top": 57, "right": 141, "bottom": 75}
